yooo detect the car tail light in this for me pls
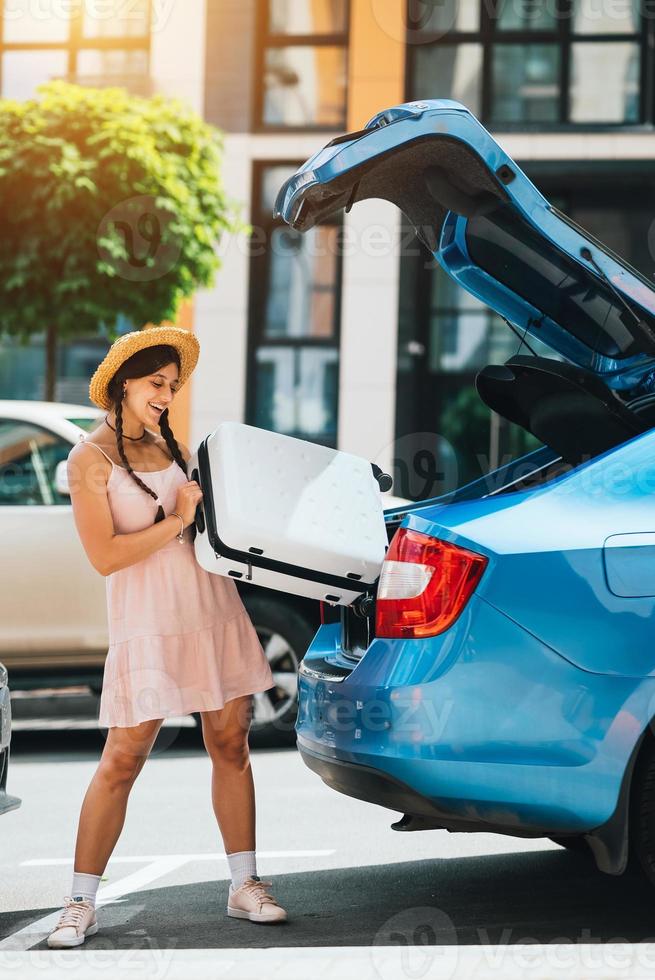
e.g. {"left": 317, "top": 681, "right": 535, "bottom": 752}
{"left": 375, "top": 527, "right": 487, "bottom": 639}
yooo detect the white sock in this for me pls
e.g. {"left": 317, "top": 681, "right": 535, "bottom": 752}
{"left": 71, "top": 870, "right": 102, "bottom": 906}
{"left": 226, "top": 850, "right": 257, "bottom": 891}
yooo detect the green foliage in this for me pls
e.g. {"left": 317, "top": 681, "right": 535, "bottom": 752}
{"left": 441, "top": 384, "right": 541, "bottom": 483}
{"left": 0, "top": 80, "right": 244, "bottom": 343}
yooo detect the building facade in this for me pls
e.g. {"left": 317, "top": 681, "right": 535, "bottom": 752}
{"left": 2, "top": 0, "right": 655, "bottom": 499}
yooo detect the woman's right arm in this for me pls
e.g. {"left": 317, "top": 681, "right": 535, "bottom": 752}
{"left": 66, "top": 443, "right": 201, "bottom": 576}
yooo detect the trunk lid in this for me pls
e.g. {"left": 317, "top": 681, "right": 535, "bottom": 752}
{"left": 274, "top": 99, "right": 655, "bottom": 394}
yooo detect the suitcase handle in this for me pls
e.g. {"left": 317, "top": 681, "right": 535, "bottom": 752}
{"left": 371, "top": 462, "right": 393, "bottom": 492}
{"left": 191, "top": 467, "right": 205, "bottom": 536}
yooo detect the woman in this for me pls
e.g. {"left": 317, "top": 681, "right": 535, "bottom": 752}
{"left": 47, "top": 325, "right": 287, "bottom": 949}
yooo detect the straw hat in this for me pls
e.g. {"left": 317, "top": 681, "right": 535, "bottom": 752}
{"left": 89, "top": 325, "right": 200, "bottom": 411}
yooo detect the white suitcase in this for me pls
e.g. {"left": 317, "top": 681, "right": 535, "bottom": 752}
{"left": 188, "top": 422, "right": 390, "bottom": 606}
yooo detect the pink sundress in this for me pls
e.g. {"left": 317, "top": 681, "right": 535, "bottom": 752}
{"left": 77, "top": 438, "right": 275, "bottom": 728}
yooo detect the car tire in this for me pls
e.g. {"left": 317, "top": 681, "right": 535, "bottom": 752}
{"left": 193, "top": 594, "right": 316, "bottom": 747}
{"left": 629, "top": 738, "right": 655, "bottom": 887}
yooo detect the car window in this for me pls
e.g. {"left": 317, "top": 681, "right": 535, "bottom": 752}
{"left": 66, "top": 416, "right": 102, "bottom": 432}
{"left": 0, "top": 420, "right": 72, "bottom": 505}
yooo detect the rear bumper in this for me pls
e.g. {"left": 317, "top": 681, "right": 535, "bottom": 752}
{"left": 298, "top": 739, "right": 574, "bottom": 836}
{"left": 296, "top": 600, "right": 652, "bottom": 837}
{"left": 299, "top": 740, "right": 440, "bottom": 818}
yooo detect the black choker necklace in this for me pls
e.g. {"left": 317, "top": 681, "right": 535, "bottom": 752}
{"left": 104, "top": 415, "right": 146, "bottom": 441}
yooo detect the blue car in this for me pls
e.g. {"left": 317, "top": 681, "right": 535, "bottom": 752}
{"left": 275, "top": 100, "right": 655, "bottom": 885}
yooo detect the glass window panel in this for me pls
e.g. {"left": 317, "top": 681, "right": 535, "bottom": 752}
{"left": 2, "top": 0, "right": 70, "bottom": 42}
{"left": 269, "top": 0, "right": 348, "bottom": 34}
{"left": 0, "top": 420, "right": 71, "bottom": 505}
{"left": 1, "top": 49, "right": 68, "bottom": 100}
{"left": 413, "top": 43, "right": 482, "bottom": 115}
{"left": 570, "top": 42, "right": 639, "bottom": 122}
{"left": 495, "top": 0, "right": 557, "bottom": 31}
{"left": 263, "top": 45, "right": 347, "bottom": 126}
{"left": 261, "top": 164, "right": 298, "bottom": 214}
{"left": 424, "top": 261, "right": 562, "bottom": 374}
{"left": 66, "top": 416, "right": 102, "bottom": 431}
{"left": 428, "top": 310, "right": 515, "bottom": 372}
{"left": 490, "top": 44, "right": 560, "bottom": 123}
{"left": 265, "top": 227, "right": 337, "bottom": 338}
{"left": 253, "top": 346, "right": 338, "bottom": 438}
{"left": 56, "top": 337, "right": 118, "bottom": 403}
{"left": 410, "top": 0, "right": 479, "bottom": 33}
{"left": 573, "top": 0, "right": 640, "bottom": 34}
{"left": 76, "top": 48, "right": 148, "bottom": 79}
{"left": 82, "top": 0, "right": 149, "bottom": 37}
{"left": 568, "top": 200, "right": 654, "bottom": 280}
{"left": 0, "top": 335, "right": 44, "bottom": 398}
{"left": 430, "top": 264, "right": 486, "bottom": 313}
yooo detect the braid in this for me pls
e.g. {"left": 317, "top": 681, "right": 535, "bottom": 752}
{"left": 158, "top": 409, "right": 188, "bottom": 478}
{"left": 115, "top": 399, "right": 166, "bottom": 524}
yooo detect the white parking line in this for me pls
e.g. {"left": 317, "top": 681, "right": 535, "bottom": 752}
{"left": 21, "top": 850, "right": 333, "bottom": 866}
{"left": 1, "top": 850, "right": 335, "bottom": 951}
{"left": 1, "top": 944, "right": 654, "bottom": 980}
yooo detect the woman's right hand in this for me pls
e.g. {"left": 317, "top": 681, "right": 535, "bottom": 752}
{"left": 174, "top": 480, "right": 204, "bottom": 528}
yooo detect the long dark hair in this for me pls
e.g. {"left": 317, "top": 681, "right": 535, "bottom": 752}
{"left": 107, "top": 344, "right": 188, "bottom": 523}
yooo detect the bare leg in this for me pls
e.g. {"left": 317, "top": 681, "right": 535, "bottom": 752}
{"left": 73, "top": 717, "right": 164, "bottom": 875}
{"left": 199, "top": 695, "right": 255, "bottom": 853}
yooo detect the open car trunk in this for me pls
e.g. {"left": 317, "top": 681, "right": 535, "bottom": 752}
{"left": 275, "top": 100, "right": 655, "bottom": 461}
{"left": 274, "top": 101, "right": 655, "bottom": 657}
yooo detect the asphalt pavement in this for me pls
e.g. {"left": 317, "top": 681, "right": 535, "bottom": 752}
{"left": 2, "top": 719, "right": 655, "bottom": 978}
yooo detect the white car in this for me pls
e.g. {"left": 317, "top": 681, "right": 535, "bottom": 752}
{"left": 0, "top": 401, "right": 409, "bottom": 740}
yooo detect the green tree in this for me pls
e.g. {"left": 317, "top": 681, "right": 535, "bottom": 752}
{"left": 0, "top": 80, "right": 242, "bottom": 400}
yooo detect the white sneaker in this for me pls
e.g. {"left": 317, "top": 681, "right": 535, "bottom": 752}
{"left": 47, "top": 895, "right": 99, "bottom": 948}
{"left": 227, "top": 875, "right": 288, "bottom": 923}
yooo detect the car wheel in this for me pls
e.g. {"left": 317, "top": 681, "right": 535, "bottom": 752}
{"left": 629, "top": 738, "right": 655, "bottom": 886}
{"left": 193, "top": 595, "right": 316, "bottom": 747}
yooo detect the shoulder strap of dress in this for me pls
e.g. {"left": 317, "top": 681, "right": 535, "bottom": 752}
{"left": 79, "top": 438, "right": 115, "bottom": 469}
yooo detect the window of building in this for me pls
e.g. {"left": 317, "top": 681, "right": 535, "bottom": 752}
{"left": 254, "top": 0, "right": 349, "bottom": 130}
{"left": 407, "top": 0, "right": 649, "bottom": 128}
{"left": 0, "top": 0, "right": 152, "bottom": 99}
{"left": 0, "top": 315, "right": 135, "bottom": 402}
{"left": 246, "top": 162, "right": 342, "bottom": 445}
